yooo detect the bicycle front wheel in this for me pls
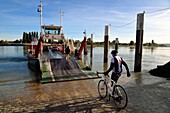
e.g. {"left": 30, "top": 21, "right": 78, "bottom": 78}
{"left": 98, "top": 80, "right": 108, "bottom": 98}
{"left": 113, "top": 85, "right": 128, "bottom": 109}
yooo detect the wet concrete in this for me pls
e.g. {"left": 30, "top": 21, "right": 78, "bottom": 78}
{"left": 0, "top": 71, "right": 170, "bottom": 113}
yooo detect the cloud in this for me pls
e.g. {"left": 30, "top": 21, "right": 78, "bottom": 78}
{"left": 143, "top": 9, "right": 170, "bottom": 43}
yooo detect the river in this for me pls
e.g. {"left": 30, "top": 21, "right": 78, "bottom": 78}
{"left": 0, "top": 46, "right": 170, "bottom": 84}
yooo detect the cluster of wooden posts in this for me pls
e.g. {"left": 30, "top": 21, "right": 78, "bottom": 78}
{"left": 103, "top": 12, "right": 144, "bottom": 72}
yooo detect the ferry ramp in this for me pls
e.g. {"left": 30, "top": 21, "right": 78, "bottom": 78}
{"left": 40, "top": 52, "right": 98, "bottom": 83}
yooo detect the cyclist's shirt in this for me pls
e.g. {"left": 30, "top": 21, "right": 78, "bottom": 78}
{"left": 111, "top": 56, "right": 123, "bottom": 73}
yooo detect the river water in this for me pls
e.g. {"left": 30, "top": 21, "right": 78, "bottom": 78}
{"left": 0, "top": 46, "right": 170, "bottom": 83}
{"left": 0, "top": 46, "right": 170, "bottom": 103}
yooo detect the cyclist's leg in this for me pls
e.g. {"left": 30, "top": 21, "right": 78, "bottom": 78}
{"left": 111, "top": 72, "right": 119, "bottom": 85}
{"left": 111, "top": 73, "right": 120, "bottom": 96}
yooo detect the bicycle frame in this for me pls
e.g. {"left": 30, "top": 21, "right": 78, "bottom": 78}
{"left": 97, "top": 71, "right": 122, "bottom": 97}
{"left": 97, "top": 71, "right": 128, "bottom": 109}
{"left": 97, "top": 72, "right": 115, "bottom": 92}
{"left": 97, "top": 71, "right": 115, "bottom": 84}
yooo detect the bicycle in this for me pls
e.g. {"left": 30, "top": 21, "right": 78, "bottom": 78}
{"left": 96, "top": 71, "right": 128, "bottom": 109}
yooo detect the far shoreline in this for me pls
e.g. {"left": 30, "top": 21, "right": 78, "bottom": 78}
{"left": 0, "top": 43, "right": 169, "bottom": 47}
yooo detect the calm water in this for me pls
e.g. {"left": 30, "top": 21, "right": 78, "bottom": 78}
{"left": 91, "top": 46, "right": 170, "bottom": 72}
{"left": 0, "top": 46, "right": 170, "bottom": 83}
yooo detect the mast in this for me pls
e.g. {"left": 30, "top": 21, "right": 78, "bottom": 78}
{"left": 38, "top": 1, "right": 43, "bottom": 36}
{"left": 60, "top": 10, "right": 63, "bottom": 34}
{"left": 60, "top": 10, "right": 63, "bottom": 27}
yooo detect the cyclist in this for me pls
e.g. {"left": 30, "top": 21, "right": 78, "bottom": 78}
{"left": 104, "top": 50, "right": 131, "bottom": 85}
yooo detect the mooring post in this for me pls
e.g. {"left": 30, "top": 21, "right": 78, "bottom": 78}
{"left": 84, "top": 31, "right": 88, "bottom": 56}
{"left": 90, "top": 33, "right": 93, "bottom": 68}
{"left": 90, "top": 34, "right": 93, "bottom": 58}
{"left": 115, "top": 38, "right": 119, "bottom": 51}
{"left": 104, "top": 25, "right": 110, "bottom": 63}
{"left": 134, "top": 12, "right": 145, "bottom": 72}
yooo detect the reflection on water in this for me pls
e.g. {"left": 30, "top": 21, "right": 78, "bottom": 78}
{"left": 76, "top": 46, "right": 170, "bottom": 72}
{"left": 0, "top": 46, "right": 29, "bottom": 58}
{"left": 90, "top": 57, "right": 93, "bottom": 69}
{"left": 133, "top": 72, "right": 142, "bottom": 85}
{"left": 143, "top": 46, "right": 158, "bottom": 54}
{"left": 83, "top": 55, "right": 88, "bottom": 66}
{"left": 103, "top": 63, "right": 108, "bottom": 72}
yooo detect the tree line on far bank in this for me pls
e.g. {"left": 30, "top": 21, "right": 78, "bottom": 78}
{"left": 0, "top": 31, "right": 38, "bottom": 45}
{"left": 22, "top": 32, "right": 38, "bottom": 43}
{"left": 90, "top": 40, "right": 161, "bottom": 47}
{"left": 0, "top": 32, "right": 164, "bottom": 47}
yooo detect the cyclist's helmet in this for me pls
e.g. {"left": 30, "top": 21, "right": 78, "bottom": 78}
{"left": 111, "top": 50, "right": 118, "bottom": 55}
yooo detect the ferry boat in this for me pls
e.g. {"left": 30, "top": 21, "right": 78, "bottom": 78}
{"left": 27, "top": 1, "right": 97, "bottom": 83}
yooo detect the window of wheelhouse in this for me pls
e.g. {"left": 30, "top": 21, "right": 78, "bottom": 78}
{"left": 45, "top": 29, "right": 60, "bottom": 35}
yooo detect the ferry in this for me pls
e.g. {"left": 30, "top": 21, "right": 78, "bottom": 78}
{"left": 27, "top": 1, "right": 97, "bottom": 83}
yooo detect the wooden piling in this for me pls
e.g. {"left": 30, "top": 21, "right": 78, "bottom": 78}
{"left": 104, "top": 25, "right": 110, "bottom": 63}
{"left": 115, "top": 38, "right": 119, "bottom": 51}
{"left": 134, "top": 12, "right": 144, "bottom": 72}
{"left": 83, "top": 31, "right": 88, "bottom": 55}
{"left": 90, "top": 34, "right": 93, "bottom": 68}
{"left": 90, "top": 34, "right": 93, "bottom": 58}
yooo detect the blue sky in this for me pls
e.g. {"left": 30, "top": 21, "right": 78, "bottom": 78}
{"left": 0, "top": 0, "right": 170, "bottom": 43}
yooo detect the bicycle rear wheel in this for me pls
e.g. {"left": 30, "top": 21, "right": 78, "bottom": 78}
{"left": 98, "top": 80, "right": 108, "bottom": 98}
{"left": 113, "top": 85, "right": 128, "bottom": 109}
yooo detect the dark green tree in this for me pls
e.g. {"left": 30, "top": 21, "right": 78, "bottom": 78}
{"left": 87, "top": 38, "right": 91, "bottom": 44}
{"left": 129, "top": 40, "right": 134, "bottom": 45}
{"left": 22, "top": 32, "right": 27, "bottom": 43}
{"left": 27, "top": 32, "right": 32, "bottom": 43}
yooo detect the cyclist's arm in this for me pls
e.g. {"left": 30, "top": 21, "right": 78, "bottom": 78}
{"left": 104, "top": 62, "right": 114, "bottom": 75}
{"left": 122, "top": 60, "right": 131, "bottom": 77}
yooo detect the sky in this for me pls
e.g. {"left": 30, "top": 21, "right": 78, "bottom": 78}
{"left": 0, "top": 0, "right": 170, "bottom": 44}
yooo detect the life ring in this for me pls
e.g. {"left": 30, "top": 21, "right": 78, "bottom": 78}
{"left": 45, "top": 34, "right": 49, "bottom": 37}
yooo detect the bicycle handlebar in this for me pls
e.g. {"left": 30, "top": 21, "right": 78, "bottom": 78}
{"left": 96, "top": 71, "right": 110, "bottom": 77}
{"left": 96, "top": 71, "right": 104, "bottom": 75}
{"left": 97, "top": 71, "right": 115, "bottom": 83}
{"left": 96, "top": 71, "right": 104, "bottom": 78}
